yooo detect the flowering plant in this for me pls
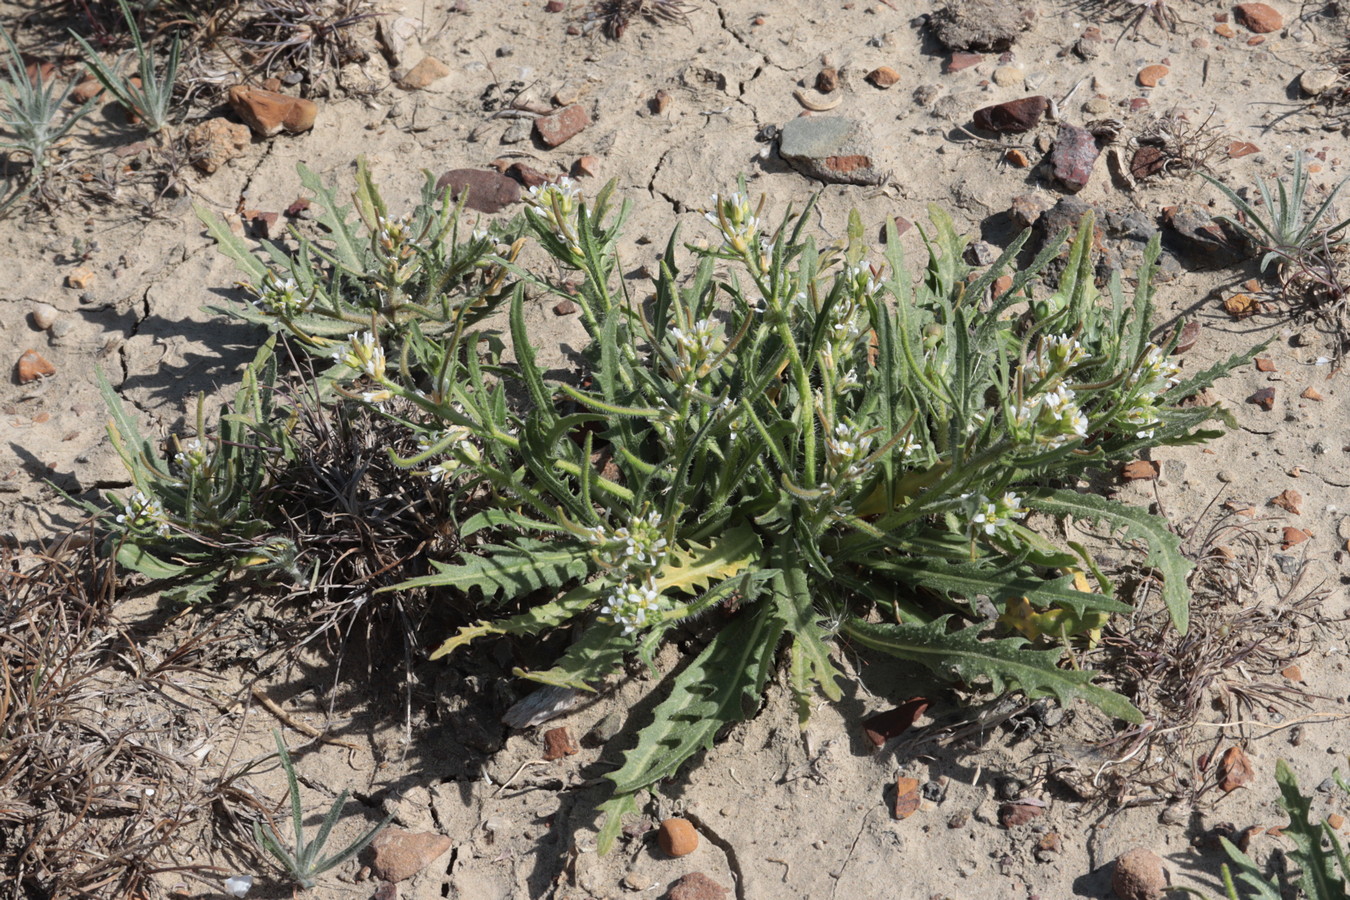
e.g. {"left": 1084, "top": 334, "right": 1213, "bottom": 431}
{"left": 87, "top": 338, "right": 300, "bottom": 602}
{"left": 346, "top": 181, "right": 1248, "bottom": 848}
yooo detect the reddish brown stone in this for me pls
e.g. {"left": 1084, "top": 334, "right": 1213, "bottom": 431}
{"left": 535, "top": 104, "right": 590, "bottom": 147}
{"left": 542, "top": 726, "right": 578, "bottom": 760}
{"left": 1113, "top": 848, "right": 1168, "bottom": 900}
{"left": 1215, "top": 22, "right": 1236, "bottom": 36}
{"left": 227, "top": 85, "right": 317, "bottom": 137}
{"left": 657, "top": 818, "right": 698, "bottom": 857}
{"left": 1122, "top": 460, "right": 1160, "bottom": 481}
{"left": 1050, "top": 123, "right": 1100, "bottom": 192}
{"left": 1223, "top": 293, "right": 1260, "bottom": 319}
{"left": 823, "top": 154, "right": 872, "bottom": 173}
{"left": 1137, "top": 64, "right": 1170, "bottom": 87}
{"left": 667, "top": 872, "right": 728, "bottom": 900}
{"left": 1270, "top": 488, "right": 1302, "bottom": 514}
{"left": 862, "top": 698, "right": 930, "bottom": 747}
{"left": 370, "top": 828, "right": 452, "bottom": 883}
{"left": 506, "top": 162, "right": 554, "bottom": 188}
{"left": 553, "top": 299, "right": 578, "bottom": 316}
{"left": 1254, "top": 356, "right": 1276, "bottom": 372}
{"left": 545, "top": 0, "right": 565, "bottom": 10}
{"left": 434, "top": 169, "right": 521, "bottom": 213}
{"left": 1005, "top": 148, "right": 1030, "bottom": 167}
{"left": 971, "top": 95, "right": 1048, "bottom": 132}
{"left": 816, "top": 66, "right": 840, "bottom": 93}
{"left": 894, "top": 776, "right": 922, "bottom": 819}
{"left": 1301, "top": 386, "right": 1323, "bottom": 401}
{"left": 1219, "top": 746, "right": 1255, "bottom": 792}
{"left": 945, "top": 52, "right": 985, "bottom": 72}
{"left": 867, "top": 66, "right": 901, "bottom": 88}
{"left": 1228, "top": 140, "right": 1259, "bottom": 158}
{"left": 999, "top": 802, "right": 1045, "bottom": 828}
{"left": 1248, "top": 387, "right": 1276, "bottom": 410}
{"left": 186, "top": 117, "right": 251, "bottom": 174}
{"left": 1234, "top": 2, "right": 1283, "bottom": 32}
{"left": 71, "top": 77, "right": 103, "bottom": 104}
{"left": 400, "top": 57, "right": 450, "bottom": 90}
{"left": 16, "top": 350, "right": 55, "bottom": 383}
{"left": 572, "top": 155, "right": 600, "bottom": 178}
{"left": 1130, "top": 145, "right": 1167, "bottom": 180}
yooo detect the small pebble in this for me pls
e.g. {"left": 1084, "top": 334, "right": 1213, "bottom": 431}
{"left": 992, "top": 65, "right": 1024, "bottom": 86}
{"left": 1113, "top": 847, "right": 1168, "bottom": 900}
{"left": 658, "top": 817, "right": 698, "bottom": 857}
{"left": 30, "top": 302, "right": 58, "bottom": 330}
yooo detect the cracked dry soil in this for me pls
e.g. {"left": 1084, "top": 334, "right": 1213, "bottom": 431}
{"left": 4, "top": 0, "right": 1350, "bottom": 897}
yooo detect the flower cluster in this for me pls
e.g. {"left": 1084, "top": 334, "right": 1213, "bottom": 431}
{"left": 1026, "top": 334, "right": 1086, "bottom": 384}
{"left": 332, "top": 331, "right": 386, "bottom": 380}
{"left": 526, "top": 178, "right": 584, "bottom": 260}
{"left": 1130, "top": 343, "right": 1183, "bottom": 394}
{"left": 582, "top": 510, "right": 671, "bottom": 634}
{"left": 705, "top": 192, "right": 761, "bottom": 256}
{"left": 599, "top": 576, "right": 663, "bottom": 636}
{"left": 666, "top": 318, "right": 721, "bottom": 382}
{"left": 961, "top": 491, "right": 1025, "bottom": 539}
{"left": 247, "top": 271, "right": 310, "bottom": 317}
{"left": 173, "top": 437, "right": 212, "bottom": 476}
{"left": 1014, "top": 383, "right": 1090, "bottom": 449}
{"left": 371, "top": 213, "right": 420, "bottom": 290}
{"left": 116, "top": 490, "right": 170, "bottom": 538}
{"left": 824, "top": 420, "right": 875, "bottom": 481}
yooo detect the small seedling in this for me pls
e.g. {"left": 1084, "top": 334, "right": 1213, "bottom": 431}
{"left": 1202, "top": 151, "right": 1350, "bottom": 273}
{"left": 0, "top": 28, "right": 94, "bottom": 174}
{"left": 71, "top": 0, "right": 181, "bottom": 134}
{"left": 254, "top": 730, "right": 391, "bottom": 889}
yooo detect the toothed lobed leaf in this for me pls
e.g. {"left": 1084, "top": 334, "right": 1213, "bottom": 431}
{"left": 596, "top": 599, "right": 785, "bottom": 852}
{"left": 384, "top": 540, "right": 592, "bottom": 598}
{"left": 1026, "top": 489, "right": 1193, "bottom": 634}
{"left": 841, "top": 616, "right": 1141, "bottom": 723}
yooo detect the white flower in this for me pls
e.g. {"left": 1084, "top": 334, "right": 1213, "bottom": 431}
{"left": 825, "top": 421, "right": 876, "bottom": 480}
{"left": 115, "top": 490, "right": 170, "bottom": 538}
{"left": 1016, "top": 383, "right": 1089, "bottom": 448}
{"left": 586, "top": 510, "right": 669, "bottom": 572}
{"left": 249, "top": 272, "right": 308, "bottom": 316}
{"left": 900, "top": 432, "right": 923, "bottom": 458}
{"left": 331, "top": 331, "right": 386, "bottom": 380}
{"left": 961, "top": 491, "right": 1025, "bottom": 538}
{"left": 599, "top": 576, "right": 664, "bottom": 635}
{"left": 173, "top": 437, "right": 211, "bottom": 475}
{"left": 705, "top": 191, "right": 761, "bottom": 254}
{"left": 1130, "top": 343, "right": 1183, "bottom": 393}
{"left": 1026, "top": 334, "right": 1086, "bottom": 383}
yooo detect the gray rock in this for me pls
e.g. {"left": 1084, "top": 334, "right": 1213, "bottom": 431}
{"left": 778, "top": 116, "right": 886, "bottom": 186}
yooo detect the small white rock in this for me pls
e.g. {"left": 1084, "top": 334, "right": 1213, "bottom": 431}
{"left": 993, "top": 66, "right": 1024, "bottom": 87}
{"left": 1300, "top": 68, "right": 1340, "bottom": 96}
{"left": 31, "top": 302, "right": 58, "bottom": 330}
{"left": 223, "top": 874, "right": 253, "bottom": 898}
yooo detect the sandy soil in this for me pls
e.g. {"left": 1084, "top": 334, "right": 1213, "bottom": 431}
{"left": 3, "top": 0, "right": 1350, "bottom": 896}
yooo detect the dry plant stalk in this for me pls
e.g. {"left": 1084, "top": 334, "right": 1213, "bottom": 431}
{"left": 1079, "top": 510, "right": 1329, "bottom": 804}
{"left": 0, "top": 530, "right": 225, "bottom": 898}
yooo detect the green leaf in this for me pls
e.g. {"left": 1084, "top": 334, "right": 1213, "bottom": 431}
{"left": 841, "top": 616, "right": 1141, "bottom": 723}
{"left": 515, "top": 620, "right": 629, "bottom": 690}
{"left": 1027, "top": 489, "right": 1193, "bottom": 634}
{"left": 1276, "top": 759, "right": 1349, "bottom": 900}
{"left": 775, "top": 560, "right": 843, "bottom": 726}
{"left": 857, "top": 556, "right": 1131, "bottom": 618}
{"left": 383, "top": 540, "right": 591, "bottom": 597}
{"left": 425, "top": 581, "right": 605, "bottom": 660}
{"left": 656, "top": 524, "right": 762, "bottom": 596}
{"left": 596, "top": 599, "right": 786, "bottom": 852}
{"left": 115, "top": 542, "right": 190, "bottom": 580}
